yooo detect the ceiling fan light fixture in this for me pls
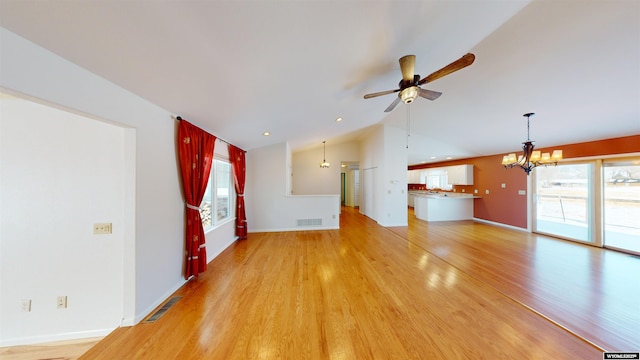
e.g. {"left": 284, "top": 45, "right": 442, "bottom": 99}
{"left": 400, "top": 86, "right": 418, "bottom": 104}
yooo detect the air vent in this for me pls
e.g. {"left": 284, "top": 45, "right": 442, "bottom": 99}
{"left": 143, "top": 296, "right": 182, "bottom": 323}
{"left": 297, "top": 218, "right": 322, "bottom": 227}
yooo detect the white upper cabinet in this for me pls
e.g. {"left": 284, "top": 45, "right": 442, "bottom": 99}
{"left": 407, "top": 169, "right": 423, "bottom": 184}
{"left": 447, "top": 165, "right": 474, "bottom": 185}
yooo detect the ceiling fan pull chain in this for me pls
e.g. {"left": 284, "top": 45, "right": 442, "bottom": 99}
{"left": 406, "top": 105, "right": 411, "bottom": 149}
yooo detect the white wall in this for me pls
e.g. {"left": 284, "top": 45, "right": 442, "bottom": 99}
{"left": 246, "top": 142, "right": 340, "bottom": 232}
{"left": 359, "top": 124, "right": 408, "bottom": 226}
{"left": 291, "top": 141, "right": 360, "bottom": 195}
{"left": 0, "top": 96, "right": 126, "bottom": 345}
{"left": 0, "top": 28, "right": 237, "bottom": 345}
{"left": 360, "top": 126, "right": 384, "bottom": 221}
{"left": 381, "top": 125, "right": 408, "bottom": 227}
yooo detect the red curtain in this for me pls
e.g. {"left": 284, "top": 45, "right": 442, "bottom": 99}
{"left": 228, "top": 144, "right": 247, "bottom": 239}
{"left": 177, "top": 120, "right": 216, "bottom": 279}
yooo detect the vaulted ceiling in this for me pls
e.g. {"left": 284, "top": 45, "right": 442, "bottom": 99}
{"left": 1, "top": 0, "right": 638, "bottom": 165}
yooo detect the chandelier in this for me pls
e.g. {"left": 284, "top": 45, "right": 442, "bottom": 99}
{"left": 502, "top": 113, "right": 563, "bottom": 175}
{"left": 319, "top": 141, "right": 330, "bottom": 168}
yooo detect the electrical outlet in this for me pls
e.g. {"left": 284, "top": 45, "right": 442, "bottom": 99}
{"left": 57, "top": 296, "right": 67, "bottom": 309}
{"left": 93, "top": 223, "right": 112, "bottom": 234}
{"left": 501, "top": 183, "right": 506, "bottom": 188}
{"left": 21, "top": 299, "right": 32, "bottom": 312}
{"left": 485, "top": 189, "right": 490, "bottom": 194}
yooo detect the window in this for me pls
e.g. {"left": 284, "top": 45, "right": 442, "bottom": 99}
{"left": 424, "top": 169, "right": 452, "bottom": 191}
{"left": 200, "top": 159, "right": 234, "bottom": 229}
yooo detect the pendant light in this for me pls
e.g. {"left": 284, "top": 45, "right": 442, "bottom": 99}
{"left": 319, "top": 141, "right": 330, "bottom": 168}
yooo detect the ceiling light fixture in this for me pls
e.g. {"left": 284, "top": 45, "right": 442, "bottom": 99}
{"left": 319, "top": 141, "right": 330, "bottom": 168}
{"left": 502, "top": 113, "right": 563, "bottom": 175}
{"left": 400, "top": 86, "right": 418, "bottom": 104}
{"left": 335, "top": 117, "right": 343, "bottom": 122}
{"left": 263, "top": 131, "right": 270, "bottom": 136}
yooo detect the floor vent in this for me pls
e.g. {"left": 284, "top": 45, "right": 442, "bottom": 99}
{"left": 144, "top": 296, "right": 182, "bottom": 323}
{"left": 297, "top": 218, "right": 322, "bottom": 227}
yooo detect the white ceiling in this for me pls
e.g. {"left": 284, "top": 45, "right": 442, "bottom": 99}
{"left": 1, "top": 0, "right": 638, "bottom": 165}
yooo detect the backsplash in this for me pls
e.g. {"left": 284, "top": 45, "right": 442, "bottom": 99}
{"left": 408, "top": 183, "right": 427, "bottom": 190}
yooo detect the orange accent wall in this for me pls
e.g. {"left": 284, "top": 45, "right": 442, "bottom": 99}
{"left": 408, "top": 135, "right": 640, "bottom": 229}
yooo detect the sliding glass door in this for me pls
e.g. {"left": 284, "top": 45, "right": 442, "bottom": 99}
{"left": 533, "top": 163, "right": 594, "bottom": 243}
{"left": 532, "top": 157, "right": 640, "bottom": 255}
{"left": 603, "top": 160, "right": 640, "bottom": 254}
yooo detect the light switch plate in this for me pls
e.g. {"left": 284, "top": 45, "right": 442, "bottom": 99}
{"left": 93, "top": 223, "right": 112, "bottom": 234}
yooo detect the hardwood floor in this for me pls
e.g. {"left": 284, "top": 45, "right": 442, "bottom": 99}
{"left": 0, "top": 337, "right": 102, "bottom": 360}
{"left": 389, "top": 210, "right": 640, "bottom": 352}
{"left": 72, "top": 206, "right": 640, "bottom": 359}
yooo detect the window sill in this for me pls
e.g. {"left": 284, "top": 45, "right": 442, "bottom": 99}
{"left": 204, "top": 216, "right": 236, "bottom": 234}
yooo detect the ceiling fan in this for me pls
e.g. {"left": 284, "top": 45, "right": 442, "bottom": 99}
{"left": 364, "top": 53, "right": 475, "bottom": 112}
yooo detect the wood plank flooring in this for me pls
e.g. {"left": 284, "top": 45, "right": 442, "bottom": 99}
{"left": 74, "top": 206, "right": 639, "bottom": 359}
{"left": 389, "top": 209, "right": 640, "bottom": 352}
{"left": 0, "top": 337, "right": 102, "bottom": 360}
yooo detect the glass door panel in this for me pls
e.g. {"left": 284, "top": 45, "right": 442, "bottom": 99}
{"left": 534, "top": 163, "right": 594, "bottom": 243}
{"left": 603, "top": 160, "right": 640, "bottom": 254}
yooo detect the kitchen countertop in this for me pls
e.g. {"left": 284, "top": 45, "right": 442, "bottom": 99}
{"left": 410, "top": 191, "right": 481, "bottom": 199}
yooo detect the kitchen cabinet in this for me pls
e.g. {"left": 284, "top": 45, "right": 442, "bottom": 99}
{"left": 407, "top": 170, "right": 423, "bottom": 184}
{"left": 414, "top": 194, "right": 475, "bottom": 221}
{"left": 447, "top": 164, "right": 473, "bottom": 185}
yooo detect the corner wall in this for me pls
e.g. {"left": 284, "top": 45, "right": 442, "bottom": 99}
{"left": 359, "top": 124, "right": 408, "bottom": 227}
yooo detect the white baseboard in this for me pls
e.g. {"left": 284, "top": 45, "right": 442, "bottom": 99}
{"left": 127, "top": 236, "right": 239, "bottom": 326}
{"left": 131, "top": 279, "right": 187, "bottom": 326}
{"left": 249, "top": 226, "right": 339, "bottom": 233}
{"left": 472, "top": 217, "right": 529, "bottom": 232}
{"left": 0, "top": 328, "right": 114, "bottom": 347}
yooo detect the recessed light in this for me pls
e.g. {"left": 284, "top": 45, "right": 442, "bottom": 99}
{"left": 263, "top": 131, "right": 270, "bottom": 136}
{"left": 430, "top": 156, "right": 436, "bottom": 160}
{"left": 336, "top": 117, "right": 343, "bottom": 122}
{"left": 446, "top": 156, "right": 452, "bottom": 160}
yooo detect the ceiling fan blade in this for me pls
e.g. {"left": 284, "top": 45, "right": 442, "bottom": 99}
{"left": 418, "top": 88, "right": 442, "bottom": 101}
{"left": 363, "top": 89, "right": 400, "bottom": 99}
{"left": 418, "top": 53, "right": 475, "bottom": 85}
{"left": 384, "top": 97, "right": 401, "bottom": 112}
{"left": 399, "top": 55, "right": 416, "bottom": 83}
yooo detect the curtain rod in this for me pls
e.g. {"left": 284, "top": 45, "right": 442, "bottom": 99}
{"left": 173, "top": 115, "right": 243, "bottom": 151}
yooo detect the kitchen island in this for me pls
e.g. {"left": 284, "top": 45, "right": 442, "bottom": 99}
{"left": 413, "top": 193, "right": 478, "bottom": 222}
